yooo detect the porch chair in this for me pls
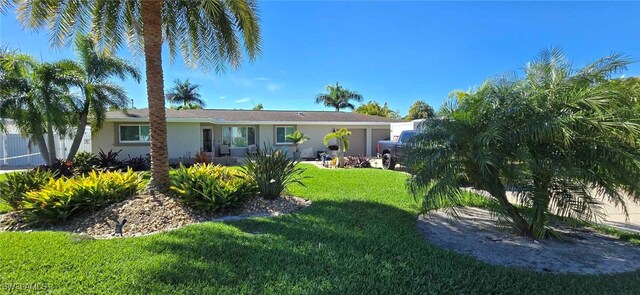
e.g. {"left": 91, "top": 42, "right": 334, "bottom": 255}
{"left": 219, "top": 144, "right": 230, "bottom": 157}
{"left": 247, "top": 144, "right": 258, "bottom": 156}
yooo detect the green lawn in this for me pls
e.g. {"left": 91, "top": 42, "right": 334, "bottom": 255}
{"left": 0, "top": 173, "right": 11, "bottom": 213}
{"left": 0, "top": 165, "right": 639, "bottom": 294}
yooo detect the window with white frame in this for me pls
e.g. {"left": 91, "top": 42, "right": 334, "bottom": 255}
{"left": 119, "top": 124, "right": 150, "bottom": 143}
{"left": 223, "top": 126, "right": 256, "bottom": 147}
{"left": 275, "top": 126, "right": 295, "bottom": 144}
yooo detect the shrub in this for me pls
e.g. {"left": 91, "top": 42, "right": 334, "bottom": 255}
{"left": 344, "top": 156, "right": 371, "bottom": 168}
{"left": 34, "top": 159, "right": 75, "bottom": 177}
{"left": 73, "top": 151, "right": 98, "bottom": 174}
{"left": 124, "top": 155, "right": 148, "bottom": 171}
{"left": 0, "top": 170, "right": 54, "bottom": 210}
{"left": 242, "top": 145, "right": 308, "bottom": 200}
{"left": 20, "top": 169, "right": 143, "bottom": 223}
{"left": 170, "top": 163, "right": 256, "bottom": 212}
{"left": 194, "top": 150, "right": 212, "bottom": 164}
{"left": 98, "top": 149, "right": 123, "bottom": 171}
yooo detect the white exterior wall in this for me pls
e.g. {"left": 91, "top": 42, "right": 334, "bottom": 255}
{"left": 92, "top": 122, "right": 201, "bottom": 161}
{"left": 390, "top": 119, "right": 424, "bottom": 140}
{"left": 93, "top": 121, "right": 391, "bottom": 161}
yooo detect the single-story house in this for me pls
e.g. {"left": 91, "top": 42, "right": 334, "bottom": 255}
{"left": 93, "top": 109, "right": 399, "bottom": 162}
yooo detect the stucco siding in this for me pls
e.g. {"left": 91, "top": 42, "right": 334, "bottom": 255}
{"left": 92, "top": 122, "right": 201, "bottom": 160}
{"left": 92, "top": 122, "right": 391, "bottom": 160}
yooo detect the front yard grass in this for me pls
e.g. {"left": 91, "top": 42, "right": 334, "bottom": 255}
{"left": 0, "top": 165, "right": 639, "bottom": 294}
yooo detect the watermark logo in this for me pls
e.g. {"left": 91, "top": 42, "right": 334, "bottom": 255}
{"left": 2, "top": 282, "right": 48, "bottom": 293}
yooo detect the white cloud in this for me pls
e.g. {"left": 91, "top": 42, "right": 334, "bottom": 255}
{"left": 254, "top": 77, "right": 271, "bottom": 81}
{"left": 235, "top": 98, "right": 251, "bottom": 103}
{"left": 219, "top": 96, "right": 226, "bottom": 100}
{"left": 267, "top": 82, "right": 282, "bottom": 91}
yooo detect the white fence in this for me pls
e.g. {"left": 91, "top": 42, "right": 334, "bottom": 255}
{"left": 0, "top": 128, "right": 91, "bottom": 167}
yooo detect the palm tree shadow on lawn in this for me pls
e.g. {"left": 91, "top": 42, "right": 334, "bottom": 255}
{"left": 127, "top": 200, "right": 640, "bottom": 294}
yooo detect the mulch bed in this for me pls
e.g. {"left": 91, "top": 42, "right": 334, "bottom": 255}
{"left": 417, "top": 207, "right": 640, "bottom": 275}
{"left": 0, "top": 194, "right": 311, "bottom": 239}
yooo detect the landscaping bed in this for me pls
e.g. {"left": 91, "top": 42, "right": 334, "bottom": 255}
{"left": 1, "top": 193, "right": 310, "bottom": 238}
{"left": 417, "top": 207, "right": 640, "bottom": 275}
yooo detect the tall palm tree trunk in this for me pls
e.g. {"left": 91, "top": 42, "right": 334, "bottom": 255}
{"left": 141, "top": 0, "right": 170, "bottom": 190}
{"left": 66, "top": 102, "right": 90, "bottom": 161}
{"left": 46, "top": 123, "right": 57, "bottom": 164}
{"left": 33, "top": 134, "right": 51, "bottom": 165}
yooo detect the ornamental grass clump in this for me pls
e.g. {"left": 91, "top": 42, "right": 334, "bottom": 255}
{"left": 170, "top": 163, "right": 257, "bottom": 212}
{"left": 242, "top": 145, "right": 308, "bottom": 200}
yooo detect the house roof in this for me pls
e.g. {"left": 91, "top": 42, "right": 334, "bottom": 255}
{"left": 105, "top": 108, "right": 402, "bottom": 125}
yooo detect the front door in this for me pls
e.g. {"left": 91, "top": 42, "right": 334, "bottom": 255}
{"left": 202, "top": 128, "right": 213, "bottom": 152}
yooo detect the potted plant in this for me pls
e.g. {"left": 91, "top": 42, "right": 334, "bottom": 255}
{"left": 286, "top": 131, "right": 310, "bottom": 160}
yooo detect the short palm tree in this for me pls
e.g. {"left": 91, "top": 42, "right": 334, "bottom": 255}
{"left": 286, "top": 131, "right": 309, "bottom": 153}
{"left": 0, "top": 50, "right": 81, "bottom": 165}
{"left": 66, "top": 34, "right": 140, "bottom": 161}
{"left": 315, "top": 82, "right": 363, "bottom": 111}
{"left": 324, "top": 128, "right": 351, "bottom": 167}
{"left": 7, "top": 0, "right": 261, "bottom": 190}
{"left": 406, "top": 48, "right": 640, "bottom": 239}
{"left": 166, "top": 79, "right": 206, "bottom": 108}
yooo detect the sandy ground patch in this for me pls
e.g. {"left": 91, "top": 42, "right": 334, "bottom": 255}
{"left": 417, "top": 207, "right": 640, "bottom": 275}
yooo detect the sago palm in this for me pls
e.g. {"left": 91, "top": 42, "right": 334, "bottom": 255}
{"left": 315, "top": 82, "right": 363, "bottom": 112}
{"left": 4, "top": 0, "right": 261, "bottom": 189}
{"left": 66, "top": 34, "right": 141, "bottom": 161}
{"left": 166, "top": 79, "right": 206, "bottom": 108}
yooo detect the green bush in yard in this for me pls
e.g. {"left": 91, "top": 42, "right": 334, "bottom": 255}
{"left": 72, "top": 151, "right": 99, "bottom": 174}
{"left": 242, "top": 145, "right": 308, "bottom": 200}
{"left": 170, "top": 163, "right": 257, "bottom": 212}
{"left": 0, "top": 169, "right": 54, "bottom": 210}
{"left": 20, "top": 169, "right": 143, "bottom": 223}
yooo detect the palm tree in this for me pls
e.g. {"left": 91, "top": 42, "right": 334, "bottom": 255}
{"left": 0, "top": 49, "right": 81, "bottom": 165}
{"left": 405, "top": 48, "right": 640, "bottom": 239}
{"left": 324, "top": 128, "right": 351, "bottom": 167}
{"left": 166, "top": 79, "right": 206, "bottom": 108}
{"left": 7, "top": 0, "right": 261, "bottom": 190}
{"left": 315, "top": 82, "right": 363, "bottom": 111}
{"left": 354, "top": 101, "right": 399, "bottom": 118}
{"left": 170, "top": 103, "right": 204, "bottom": 110}
{"left": 66, "top": 34, "right": 141, "bottom": 162}
{"left": 286, "top": 131, "right": 310, "bottom": 159}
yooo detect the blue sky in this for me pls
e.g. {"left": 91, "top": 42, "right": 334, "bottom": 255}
{"left": 1, "top": 1, "right": 639, "bottom": 116}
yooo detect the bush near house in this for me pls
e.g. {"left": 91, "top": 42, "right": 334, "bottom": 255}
{"left": 170, "top": 164, "right": 256, "bottom": 212}
{"left": 20, "top": 169, "right": 143, "bottom": 223}
{"left": 242, "top": 145, "right": 308, "bottom": 200}
{"left": 73, "top": 151, "right": 99, "bottom": 174}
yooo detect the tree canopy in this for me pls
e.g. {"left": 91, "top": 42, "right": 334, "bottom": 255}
{"left": 404, "top": 100, "right": 435, "bottom": 120}
{"left": 354, "top": 101, "right": 399, "bottom": 119}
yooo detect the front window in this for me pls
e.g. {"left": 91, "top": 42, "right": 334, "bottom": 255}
{"left": 276, "top": 126, "right": 295, "bottom": 144}
{"left": 223, "top": 126, "right": 256, "bottom": 147}
{"left": 119, "top": 125, "right": 150, "bottom": 143}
